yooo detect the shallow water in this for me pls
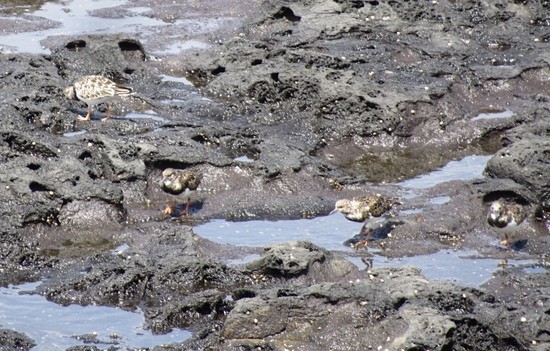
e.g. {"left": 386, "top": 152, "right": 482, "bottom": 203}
{"left": 159, "top": 74, "right": 193, "bottom": 86}
{"left": 396, "top": 154, "right": 491, "bottom": 189}
{"left": 233, "top": 155, "right": 256, "bottom": 163}
{"left": 0, "top": 0, "right": 165, "bottom": 53}
{"left": 0, "top": 0, "right": 223, "bottom": 54}
{"left": 195, "top": 213, "right": 360, "bottom": 250}
{"left": 347, "top": 250, "right": 532, "bottom": 287}
{"left": 428, "top": 195, "right": 451, "bottom": 205}
{"left": 0, "top": 282, "right": 190, "bottom": 351}
{"left": 194, "top": 154, "right": 502, "bottom": 287}
{"left": 471, "top": 109, "right": 514, "bottom": 121}
{"left": 194, "top": 143, "right": 529, "bottom": 285}
{"left": 522, "top": 265, "right": 547, "bottom": 275}
{"left": 123, "top": 111, "right": 167, "bottom": 122}
{"left": 62, "top": 129, "right": 87, "bottom": 138}
{"left": 195, "top": 215, "right": 532, "bottom": 287}
{"left": 153, "top": 39, "right": 212, "bottom": 55}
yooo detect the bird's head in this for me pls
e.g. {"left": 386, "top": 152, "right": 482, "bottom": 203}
{"left": 161, "top": 168, "right": 177, "bottom": 187}
{"left": 488, "top": 201, "right": 504, "bottom": 220}
{"left": 331, "top": 199, "right": 350, "bottom": 215}
{"left": 162, "top": 168, "right": 176, "bottom": 179}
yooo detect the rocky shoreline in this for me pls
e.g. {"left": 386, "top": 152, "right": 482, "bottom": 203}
{"left": 0, "top": 0, "right": 549, "bottom": 350}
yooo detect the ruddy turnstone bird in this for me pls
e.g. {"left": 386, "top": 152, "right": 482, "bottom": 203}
{"left": 487, "top": 200, "right": 526, "bottom": 228}
{"left": 160, "top": 168, "right": 200, "bottom": 216}
{"left": 64, "top": 75, "right": 133, "bottom": 121}
{"left": 331, "top": 194, "right": 398, "bottom": 249}
{"left": 331, "top": 194, "right": 397, "bottom": 222}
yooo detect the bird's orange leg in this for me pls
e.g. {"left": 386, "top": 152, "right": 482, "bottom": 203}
{"left": 359, "top": 222, "right": 368, "bottom": 236}
{"left": 163, "top": 200, "right": 176, "bottom": 215}
{"left": 179, "top": 198, "right": 191, "bottom": 216}
{"left": 78, "top": 107, "right": 92, "bottom": 121}
{"left": 354, "top": 223, "right": 373, "bottom": 250}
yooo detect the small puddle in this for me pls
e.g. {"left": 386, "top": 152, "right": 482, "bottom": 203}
{"left": 471, "top": 109, "right": 514, "bottom": 121}
{"left": 111, "top": 243, "right": 130, "bottom": 256}
{"left": 226, "top": 253, "right": 262, "bottom": 266}
{"left": 522, "top": 265, "right": 547, "bottom": 275}
{"left": 152, "top": 40, "right": 211, "bottom": 55}
{"left": 233, "top": 155, "right": 255, "bottom": 163}
{"left": 160, "top": 98, "right": 187, "bottom": 106}
{"left": 399, "top": 208, "right": 423, "bottom": 216}
{"left": 160, "top": 74, "right": 193, "bottom": 86}
{"left": 428, "top": 195, "right": 451, "bottom": 205}
{"left": 123, "top": 112, "right": 167, "bottom": 122}
{"left": 194, "top": 214, "right": 360, "bottom": 250}
{"left": 63, "top": 129, "right": 87, "bottom": 138}
{"left": 0, "top": 282, "right": 190, "bottom": 350}
{"left": 396, "top": 155, "right": 491, "bottom": 189}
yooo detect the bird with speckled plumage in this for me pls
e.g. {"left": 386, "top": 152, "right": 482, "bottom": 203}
{"left": 331, "top": 194, "right": 398, "bottom": 249}
{"left": 160, "top": 168, "right": 200, "bottom": 216}
{"left": 64, "top": 75, "right": 133, "bottom": 121}
{"left": 331, "top": 194, "right": 396, "bottom": 222}
{"left": 331, "top": 194, "right": 399, "bottom": 250}
{"left": 487, "top": 200, "right": 526, "bottom": 228}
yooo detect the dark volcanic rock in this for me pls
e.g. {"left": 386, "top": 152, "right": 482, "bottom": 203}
{"left": 186, "top": 0, "right": 549, "bottom": 149}
{"left": 215, "top": 266, "right": 534, "bottom": 351}
{"left": 36, "top": 224, "right": 250, "bottom": 334}
{"left": 0, "top": 329, "right": 35, "bottom": 351}
{"left": 0, "top": 0, "right": 549, "bottom": 350}
{"left": 485, "top": 136, "right": 550, "bottom": 209}
{"left": 243, "top": 241, "right": 329, "bottom": 277}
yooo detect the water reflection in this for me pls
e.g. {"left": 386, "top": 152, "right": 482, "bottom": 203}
{"left": 0, "top": 282, "right": 190, "bottom": 350}
{"left": 471, "top": 109, "right": 514, "bottom": 121}
{"left": 396, "top": 155, "right": 491, "bottom": 189}
{"left": 0, "top": 0, "right": 164, "bottom": 53}
{"left": 195, "top": 216, "right": 535, "bottom": 287}
{"left": 0, "top": 0, "right": 59, "bottom": 15}
{"left": 346, "top": 250, "right": 534, "bottom": 287}
{"left": 339, "top": 144, "right": 495, "bottom": 184}
{"left": 194, "top": 214, "right": 359, "bottom": 250}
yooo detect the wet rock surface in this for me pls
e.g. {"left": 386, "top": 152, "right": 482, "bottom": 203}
{"left": 0, "top": 0, "right": 549, "bottom": 350}
{"left": 0, "top": 329, "right": 36, "bottom": 351}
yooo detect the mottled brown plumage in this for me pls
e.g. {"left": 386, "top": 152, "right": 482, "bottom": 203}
{"left": 161, "top": 168, "right": 200, "bottom": 216}
{"left": 64, "top": 75, "right": 133, "bottom": 121}
{"left": 487, "top": 200, "right": 526, "bottom": 228}
{"left": 332, "top": 194, "right": 398, "bottom": 250}
{"left": 332, "top": 194, "right": 396, "bottom": 222}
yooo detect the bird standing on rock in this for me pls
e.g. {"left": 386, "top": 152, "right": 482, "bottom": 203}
{"left": 487, "top": 200, "right": 526, "bottom": 228}
{"left": 64, "top": 75, "right": 134, "bottom": 121}
{"left": 161, "top": 168, "right": 201, "bottom": 216}
{"left": 331, "top": 194, "right": 398, "bottom": 249}
{"left": 487, "top": 200, "right": 528, "bottom": 248}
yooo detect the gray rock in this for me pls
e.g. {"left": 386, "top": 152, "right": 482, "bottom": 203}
{"left": 0, "top": 0, "right": 548, "bottom": 350}
{"left": 0, "top": 329, "right": 36, "bottom": 351}
{"left": 485, "top": 137, "right": 550, "bottom": 205}
{"left": 244, "top": 241, "right": 328, "bottom": 277}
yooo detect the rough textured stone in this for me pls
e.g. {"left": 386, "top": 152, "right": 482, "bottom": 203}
{"left": 0, "top": 329, "right": 36, "bottom": 351}
{"left": 0, "top": 0, "right": 548, "bottom": 350}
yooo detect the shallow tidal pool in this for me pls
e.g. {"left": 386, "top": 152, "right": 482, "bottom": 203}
{"left": 0, "top": 282, "right": 191, "bottom": 350}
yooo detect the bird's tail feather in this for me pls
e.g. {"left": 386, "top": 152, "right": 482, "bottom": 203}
{"left": 114, "top": 85, "right": 134, "bottom": 96}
